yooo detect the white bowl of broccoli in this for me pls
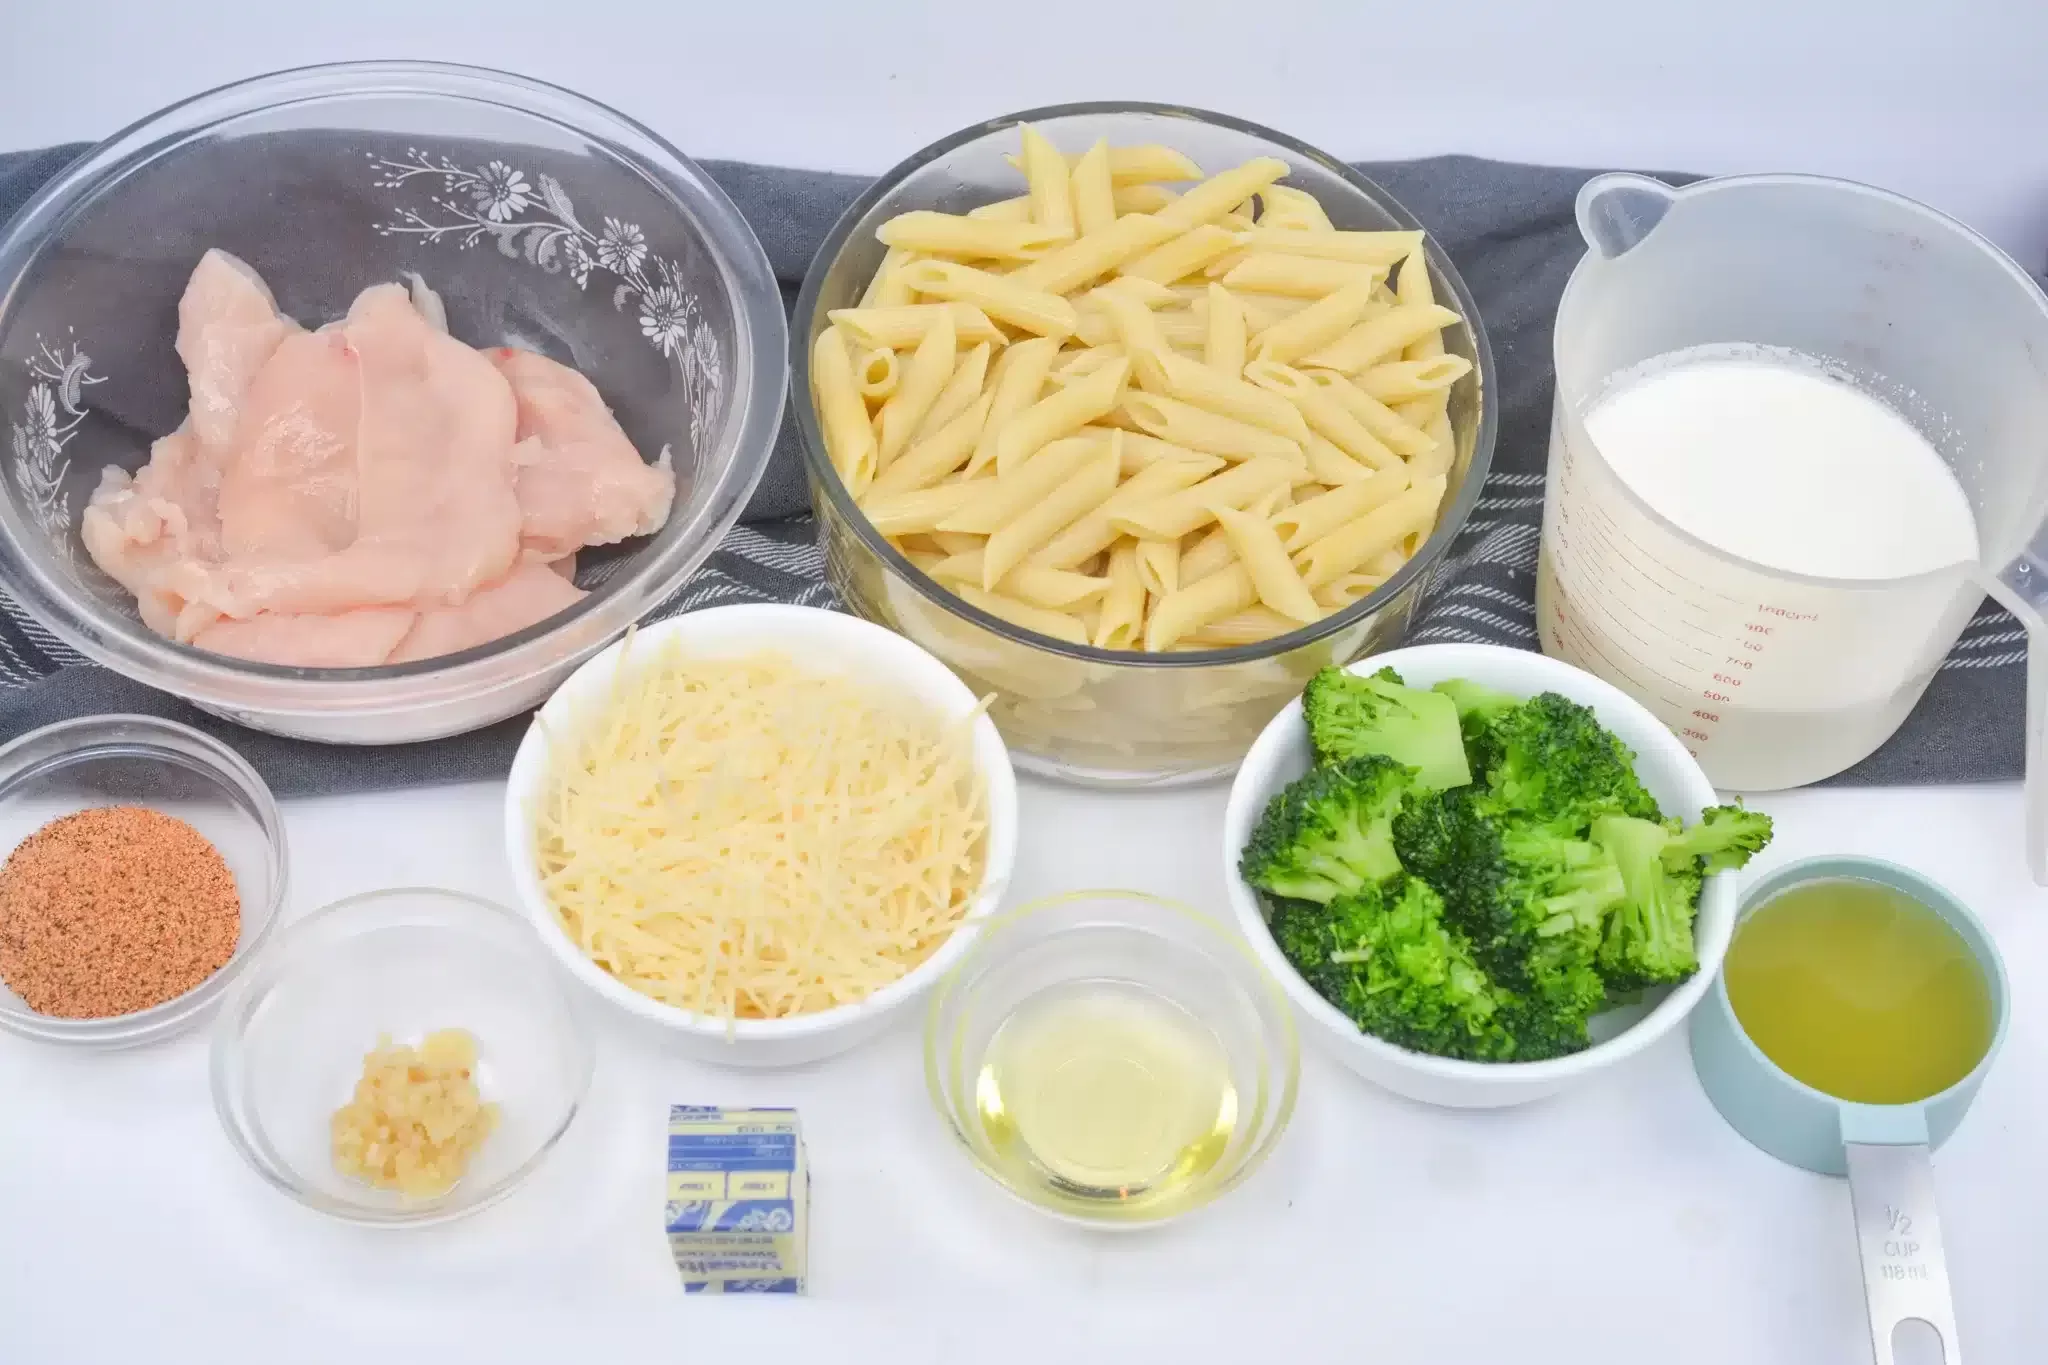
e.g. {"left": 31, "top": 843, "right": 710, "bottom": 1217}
{"left": 1221, "top": 642, "right": 1769, "bottom": 1109}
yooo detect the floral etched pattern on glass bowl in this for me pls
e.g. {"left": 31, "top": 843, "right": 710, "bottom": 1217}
{"left": 794, "top": 102, "right": 1497, "bottom": 787}
{"left": 0, "top": 61, "right": 786, "bottom": 744}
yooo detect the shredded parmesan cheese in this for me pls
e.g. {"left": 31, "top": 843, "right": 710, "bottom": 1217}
{"left": 534, "top": 642, "right": 990, "bottom": 1020}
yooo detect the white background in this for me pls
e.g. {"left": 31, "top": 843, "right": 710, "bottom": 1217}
{"left": 3, "top": 5, "right": 2047, "bottom": 1363}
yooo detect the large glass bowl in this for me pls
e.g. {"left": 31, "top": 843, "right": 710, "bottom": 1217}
{"left": 0, "top": 62, "right": 786, "bottom": 744}
{"left": 794, "top": 102, "right": 1497, "bottom": 786}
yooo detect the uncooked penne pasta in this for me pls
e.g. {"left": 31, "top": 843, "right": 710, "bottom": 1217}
{"left": 1029, "top": 451, "right": 1221, "bottom": 569}
{"left": 874, "top": 309, "right": 958, "bottom": 468}
{"left": 1412, "top": 409, "right": 1455, "bottom": 480}
{"left": 859, "top": 479, "right": 990, "bottom": 537}
{"left": 1354, "top": 355, "right": 1472, "bottom": 403}
{"left": 967, "top": 335, "right": 1060, "bottom": 476}
{"left": 1291, "top": 477, "right": 1447, "bottom": 589}
{"left": 1178, "top": 523, "right": 1236, "bottom": 583}
{"left": 930, "top": 550, "right": 1112, "bottom": 609}
{"left": 1009, "top": 214, "right": 1177, "bottom": 296}
{"left": 1229, "top": 227, "right": 1424, "bottom": 267}
{"left": 1297, "top": 303, "right": 1461, "bottom": 373}
{"left": 1313, "top": 572, "right": 1392, "bottom": 610}
{"left": 1271, "top": 464, "right": 1414, "bottom": 551}
{"left": 1135, "top": 538, "right": 1180, "bottom": 596}
{"left": 1122, "top": 392, "right": 1304, "bottom": 465}
{"left": 981, "top": 438, "right": 1120, "bottom": 588}
{"left": 1243, "top": 361, "right": 1399, "bottom": 471}
{"left": 1215, "top": 506, "right": 1320, "bottom": 623}
{"left": 1144, "top": 564, "right": 1257, "bottom": 650}
{"left": 1304, "top": 432, "right": 1376, "bottom": 485}
{"left": 813, "top": 327, "right": 878, "bottom": 494}
{"left": 1156, "top": 158, "right": 1290, "bottom": 231}
{"left": 830, "top": 301, "right": 1004, "bottom": 350}
{"left": 1108, "top": 455, "right": 1298, "bottom": 541}
{"left": 1020, "top": 126, "right": 1076, "bottom": 240}
{"left": 943, "top": 434, "right": 1104, "bottom": 536}
{"left": 1306, "top": 370, "right": 1434, "bottom": 458}
{"left": 861, "top": 246, "right": 917, "bottom": 308}
{"left": 835, "top": 130, "right": 1468, "bottom": 655}
{"left": 1221, "top": 253, "right": 1383, "bottom": 299}
{"left": 898, "top": 260, "right": 1078, "bottom": 338}
{"left": 991, "top": 357, "right": 1130, "bottom": 473}
{"left": 1095, "top": 542, "right": 1146, "bottom": 648}
{"left": 952, "top": 581, "right": 1090, "bottom": 645}
{"left": 852, "top": 347, "right": 898, "bottom": 401}
{"left": 1251, "top": 276, "right": 1383, "bottom": 366}
{"left": 872, "top": 393, "right": 992, "bottom": 495}
{"left": 914, "top": 340, "right": 992, "bottom": 443}
{"left": 1255, "top": 185, "right": 1334, "bottom": 233}
{"left": 1115, "top": 431, "right": 1211, "bottom": 474}
{"left": 1121, "top": 225, "right": 1239, "bottom": 285}
{"left": 968, "top": 195, "right": 1033, "bottom": 223}
{"left": 1204, "top": 283, "right": 1248, "bottom": 377}
{"left": 1070, "top": 139, "right": 1116, "bottom": 237}
{"left": 1112, "top": 183, "right": 1180, "bottom": 215}
{"left": 877, "top": 211, "right": 1064, "bottom": 260}
{"left": 1149, "top": 351, "right": 1309, "bottom": 443}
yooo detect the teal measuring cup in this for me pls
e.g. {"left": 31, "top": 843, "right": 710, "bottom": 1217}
{"left": 1690, "top": 857, "right": 2010, "bottom": 1365}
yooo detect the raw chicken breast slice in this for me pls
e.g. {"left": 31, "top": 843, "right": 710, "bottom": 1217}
{"left": 217, "top": 328, "right": 362, "bottom": 559}
{"left": 348, "top": 285, "right": 524, "bottom": 604}
{"left": 174, "top": 284, "right": 523, "bottom": 622}
{"left": 80, "top": 428, "right": 227, "bottom": 636}
{"left": 387, "top": 557, "right": 585, "bottom": 663}
{"left": 176, "top": 250, "right": 299, "bottom": 453}
{"left": 489, "top": 346, "right": 676, "bottom": 561}
{"left": 192, "top": 606, "right": 418, "bottom": 668}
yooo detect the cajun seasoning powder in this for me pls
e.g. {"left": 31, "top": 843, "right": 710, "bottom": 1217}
{"left": 0, "top": 806, "right": 240, "bottom": 1018}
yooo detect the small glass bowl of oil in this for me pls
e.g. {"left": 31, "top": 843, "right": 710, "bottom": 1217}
{"left": 924, "top": 889, "right": 1299, "bottom": 1227}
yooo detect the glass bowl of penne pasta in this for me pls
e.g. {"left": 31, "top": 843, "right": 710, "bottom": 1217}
{"left": 794, "top": 103, "right": 1496, "bottom": 786}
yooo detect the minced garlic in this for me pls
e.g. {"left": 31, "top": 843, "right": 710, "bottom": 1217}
{"left": 331, "top": 1029, "right": 497, "bottom": 1198}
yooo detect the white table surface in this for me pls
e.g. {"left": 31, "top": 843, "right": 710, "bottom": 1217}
{"left": 5, "top": 4, "right": 2047, "bottom": 1360}
{"left": 3, "top": 774, "right": 2043, "bottom": 1363}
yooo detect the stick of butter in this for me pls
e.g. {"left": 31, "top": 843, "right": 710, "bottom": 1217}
{"left": 665, "top": 1106, "right": 810, "bottom": 1294}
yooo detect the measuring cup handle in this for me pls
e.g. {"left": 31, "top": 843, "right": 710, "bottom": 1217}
{"left": 1981, "top": 566, "right": 2048, "bottom": 885}
{"left": 1844, "top": 1141, "right": 1962, "bottom": 1365}
{"left": 1573, "top": 173, "right": 1682, "bottom": 259}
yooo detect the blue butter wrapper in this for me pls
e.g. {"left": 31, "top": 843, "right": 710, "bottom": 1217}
{"left": 666, "top": 1106, "right": 809, "bottom": 1294}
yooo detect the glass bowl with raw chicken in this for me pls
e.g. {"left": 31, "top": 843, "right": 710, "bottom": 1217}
{"left": 0, "top": 62, "right": 786, "bottom": 743}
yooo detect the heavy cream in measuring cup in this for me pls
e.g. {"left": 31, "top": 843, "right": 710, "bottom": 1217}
{"left": 1538, "top": 344, "right": 1985, "bottom": 791}
{"left": 1584, "top": 350, "right": 1977, "bottom": 579}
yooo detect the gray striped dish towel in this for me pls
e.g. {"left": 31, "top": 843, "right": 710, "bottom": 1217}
{"left": 0, "top": 147, "right": 2025, "bottom": 792}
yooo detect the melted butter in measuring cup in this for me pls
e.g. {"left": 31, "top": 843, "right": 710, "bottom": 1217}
{"left": 1538, "top": 344, "right": 1981, "bottom": 791}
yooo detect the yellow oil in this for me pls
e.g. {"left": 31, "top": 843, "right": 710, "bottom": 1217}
{"left": 972, "top": 982, "right": 1237, "bottom": 1216}
{"left": 1724, "top": 877, "right": 1995, "bottom": 1105}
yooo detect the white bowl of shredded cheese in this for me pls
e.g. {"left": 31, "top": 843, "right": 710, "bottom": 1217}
{"left": 504, "top": 604, "right": 1018, "bottom": 1067}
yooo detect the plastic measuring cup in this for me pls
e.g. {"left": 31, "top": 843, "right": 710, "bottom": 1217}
{"left": 1535, "top": 172, "right": 2048, "bottom": 878}
{"left": 1691, "top": 857, "right": 2009, "bottom": 1365}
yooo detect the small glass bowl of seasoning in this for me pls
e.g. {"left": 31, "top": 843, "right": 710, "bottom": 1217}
{"left": 0, "top": 714, "right": 287, "bottom": 1048}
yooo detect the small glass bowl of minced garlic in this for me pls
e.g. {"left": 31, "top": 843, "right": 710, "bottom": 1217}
{"left": 209, "top": 887, "right": 592, "bottom": 1225}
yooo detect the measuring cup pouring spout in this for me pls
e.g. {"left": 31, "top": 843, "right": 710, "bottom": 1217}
{"left": 1575, "top": 173, "right": 1683, "bottom": 260}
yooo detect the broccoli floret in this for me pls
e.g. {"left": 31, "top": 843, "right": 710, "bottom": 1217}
{"left": 1590, "top": 815, "right": 1702, "bottom": 991}
{"left": 1239, "top": 755, "right": 1411, "bottom": 905}
{"left": 1395, "top": 789, "right": 1624, "bottom": 993}
{"left": 1301, "top": 666, "right": 1472, "bottom": 791}
{"left": 1661, "top": 803, "right": 1773, "bottom": 874}
{"left": 1468, "top": 691, "right": 1662, "bottom": 827}
{"left": 1432, "top": 678, "right": 1519, "bottom": 752}
{"left": 1312, "top": 877, "right": 1514, "bottom": 1062}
